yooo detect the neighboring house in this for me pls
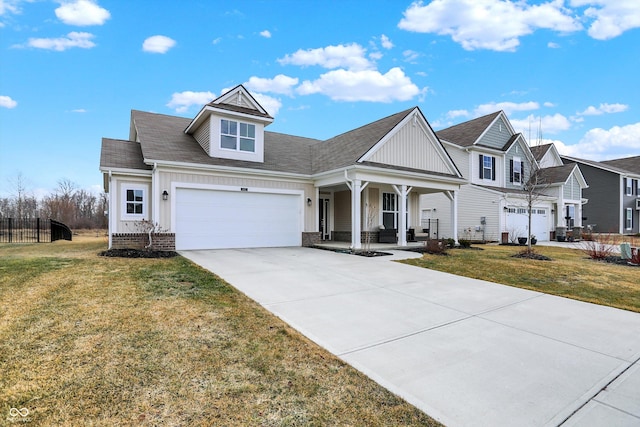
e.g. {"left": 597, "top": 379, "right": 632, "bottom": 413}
{"left": 100, "top": 85, "right": 465, "bottom": 251}
{"left": 420, "top": 112, "right": 587, "bottom": 242}
{"left": 561, "top": 155, "right": 640, "bottom": 234}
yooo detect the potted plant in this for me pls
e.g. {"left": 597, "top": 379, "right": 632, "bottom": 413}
{"left": 530, "top": 235, "right": 537, "bottom": 245}
{"left": 518, "top": 237, "right": 528, "bottom": 245}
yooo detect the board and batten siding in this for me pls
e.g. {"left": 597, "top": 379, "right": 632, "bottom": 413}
{"left": 479, "top": 117, "right": 512, "bottom": 150}
{"left": 193, "top": 117, "right": 211, "bottom": 155}
{"left": 157, "top": 170, "right": 315, "bottom": 232}
{"left": 367, "top": 121, "right": 454, "bottom": 175}
{"left": 563, "top": 173, "right": 581, "bottom": 200}
{"left": 333, "top": 190, "right": 351, "bottom": 232}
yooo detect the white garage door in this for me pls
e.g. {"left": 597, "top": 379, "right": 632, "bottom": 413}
{"left": 175, "top": 188, "right": 302, "bottom": 250}
{"left": 506, "top": 208, "right": 549, "bottom": 242}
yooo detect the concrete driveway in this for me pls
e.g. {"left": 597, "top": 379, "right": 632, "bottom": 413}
{"left": 182, "top": 247, "right": 640, "bottom": 426}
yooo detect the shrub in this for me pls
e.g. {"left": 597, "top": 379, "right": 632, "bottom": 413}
{"left": 458, "top": 239, "right": 471, "bottom": 248}
{"left": 445, "top": 238, "right": 456, "bottom": 248}
{"left": 581, "top": 233, "right": 616, "bottom": 260}
{"left": 423, "top": 239, "right": 448, "bottom": 255}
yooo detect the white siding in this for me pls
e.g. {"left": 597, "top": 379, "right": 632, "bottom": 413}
{"left": 157, "top": 169, "right": 315, "bottom": 232}
{"left": 368, "top": 120, "right": 455, "bottom": 175}
{"left": 193, "top": 117, "right": 211, "bottom": 155}
{"left": 447, "top": 146, "right": 469, "bottom": 179}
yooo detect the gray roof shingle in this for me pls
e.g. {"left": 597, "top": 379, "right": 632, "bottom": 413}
{"left": 601, "top": 156, "right": 640, "bottom": 175}
{"left": 537, "top": 163, "right": 576, "bottom": 184}
{"left": 530, "top": 143, "right": 553, "bottom": 162}
{"left": 101, "top": 106, "right": 460, "bottom": 179}
{"left": 100, "top": 138, "right": 152, "bottom": 171}
{"left": 436, "top": 111, "right": 501, "bottom": 147}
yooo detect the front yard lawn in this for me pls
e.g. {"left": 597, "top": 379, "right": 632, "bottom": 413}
{"left": 401, "top": 244, "right": 640, "bottom": 313}
{"left": 1, "top": 235, "right": 438, "bottom": 426}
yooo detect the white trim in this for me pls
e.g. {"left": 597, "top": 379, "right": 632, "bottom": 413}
{"left": 121, "top": 183, "right": 149, "bottom": 220}
{"left": 170, "top": 182, "right": 304, "bottom": 234}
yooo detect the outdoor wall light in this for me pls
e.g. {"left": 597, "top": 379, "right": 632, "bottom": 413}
{"left": 307, "top": 197, "right": 312, "bottom": 206}
{"left": 162, "top": 190, "right": 169, "bottom": 201}
{"left": 503, "top": 206, "right": 508, "bottom": 211}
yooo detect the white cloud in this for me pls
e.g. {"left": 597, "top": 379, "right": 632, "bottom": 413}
{"left": 244, "top": 74, "right": 299, "bottom": 96}
{"left": 577, "top": 102, "right": 629, "bottom": 116}
{"left": 403, "top": 49, "right": 421, "bottom": 62}
{"left": 71, "top": 108, "right": 87, "bottom": 113}
{"left": 511, "top": 113, "right": 572, "bottom": 135}
{"left": 143, "top": 35, "right": 176, "bottom": 53}
{"left": 55, "top": 0, "right": 110, "bottom": 26}
{"left": 24, "top": 31, "right": 95, "bottom": 51}
{"left": 554, "top": 122, "right": 640, "bottom": 160}
{"left": 571, "top": 0, "right": 640, "bottom": 40}
{"left": 0, "top": 0, "right": 21, "bottom": 16}
{"left": 296, "top": 67, "right": 422, "bottom": 102}
{"left": 251, "top": 93, "right": 281, "bottom": 116}
{"left": 380, "top": 34, "right": 394, "bottom": 49}
{"left": 447, "top": 109, "right": 469, "bottom": 119}
{"left": 0, "top": 95, "right": 17, "bottom": 108}
{"left": 166, "top": 91, "right": 215, "bottom": 113}
{"left": 278, "top": 43, "right": 373, "bottom": 71}
{"left": 547, "top": 42, "right": 560, "bottom": 48}
{"left": 474, "top": 101, "right": 540, "bottom": 116}
{"left": 212, "top": 37, "right": 222, "bottom": 45}
{"left": 259, "top": 30, "right": 271, "bottom": 38}
{"left": 398, "top": 0, "right": 581, "bottom": 51}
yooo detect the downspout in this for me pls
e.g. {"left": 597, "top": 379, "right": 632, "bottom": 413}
{"left": 149, "top": 163, "right": 158, "bottom": 249}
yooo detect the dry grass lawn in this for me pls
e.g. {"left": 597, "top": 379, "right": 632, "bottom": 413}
{"left": 401, "top": 244, "right": 640, "bottom": 313}
{"left": 1, "top": 234, "right": 439, "bottom": 426}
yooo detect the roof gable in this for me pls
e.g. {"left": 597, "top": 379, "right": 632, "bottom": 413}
{"left": 361, "top": 108, "right": 461, "bottom": 176}
{"left": 531, "top": 143, "right": 562, "bottom": 167}
{"left": 538, "top": 163, "right": 588, "bottom": 188}
{"left": 436, "top": 111, "right": 503, "bottom": 148}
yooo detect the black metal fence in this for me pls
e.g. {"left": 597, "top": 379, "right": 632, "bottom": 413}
{"left": 0, "top": 218, "right": 72, "bottom": 243}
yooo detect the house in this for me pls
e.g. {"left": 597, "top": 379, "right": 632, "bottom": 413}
{"left": 99, "top": 85, "right": 465, "bottom": 251}
{"left": 561, "top": 155, "right": 640, "bottom": 234}
{"left": 420, "top": 112, "right": 587, "bottom": 243}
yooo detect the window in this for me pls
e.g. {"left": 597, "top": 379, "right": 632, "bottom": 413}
{"left": 123, "top": 186, "right": 146, "bottom": 218}
{"left": 566, "top": 205, "right": 575, "bottom": 228}
{"left": 479, "top": 154, "right": 495, "bottom": 180}
{"left": 626, "top": 208, "right": 633, "bottom": 229}
{"left": 220, "top": 119, "right": 255, "bottom": 152}
{"left": 511, "top": 157, "right": 522, "bottom": 184}
{"left": 625, "top": 178, "right": 633, "bottom": 196}
{"left": 382, "top": 192, "right": 397, "bottom": 230}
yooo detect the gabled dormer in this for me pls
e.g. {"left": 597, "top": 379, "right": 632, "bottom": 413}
{"left": 530, "top": 143, "right": 563, "bottom": 168}
{"left": 185, "top": 85, "right": 274, "bottom": 163}
{"left": 503, "top": 133, "right": 537, "bottom": 190}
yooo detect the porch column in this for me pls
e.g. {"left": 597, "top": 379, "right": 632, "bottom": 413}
{"left": 450, "top": 190, "right": 459, "bottom": 244}
{"left": 393, "top": 184, "right": 412, "bottom": 247}
{"left": 351, "top": 179, "right": 362, "bottom": 249}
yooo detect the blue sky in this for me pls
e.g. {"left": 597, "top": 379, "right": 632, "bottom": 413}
{"left": 1, "top": 0, "right": 639, "bottom": 198}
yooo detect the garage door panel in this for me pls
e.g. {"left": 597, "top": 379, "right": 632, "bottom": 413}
{"left": 176, "top": 188, "right": 302, "bottom": 250}
{"left": 506, "top": 208, "right": 549, "bottom": 242}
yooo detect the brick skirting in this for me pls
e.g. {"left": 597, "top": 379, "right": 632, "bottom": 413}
{"left": 331, "top": 231, "right": 381, "bottom": 243}
{"left": 112, "top": 233, "right": 176, "bottom": 251}
{"left": 302, "top": 232, "right": 321, "bottom": 247}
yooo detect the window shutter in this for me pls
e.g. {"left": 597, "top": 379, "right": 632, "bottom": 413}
{"left": 522, "top": 163, "right": 526, "bottom": 184}
{"left": 509, "top": 159, "right": 513, "bottom": 183}
{"left": 479, "top": 154, "right": 484, "bottom": 179}
{"left": 624, "top": 178, "right": 627, "bottom": 194}
{"left": 491, "top": 157, "right": 496, "bottom": 181}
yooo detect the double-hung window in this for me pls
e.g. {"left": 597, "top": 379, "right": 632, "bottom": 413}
{"left": 382, "top": 192, "right": 397, "bottom": 230}
{"left": 511, "top": 157, "right": 522, "bottom": 184}
{"left": 479, "top": 154, "right": 495, "bottom": 181}
{"left": 626, "top": 208, "right": 633, "bottom": 229}
{"left": 625, "top": 178, "right": 633, "bottom": 196}
{"left": 221, "top": 119, "right": 255, "bottom": 152}
{"left": 122, "top": 186, "right": 146, "bottom": 218}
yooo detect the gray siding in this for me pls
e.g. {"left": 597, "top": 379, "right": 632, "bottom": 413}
{"left": 562, "top": 174, "right": 581, "bottom": 201}
{"left": 504, "top": 139, "right": 531, "bottom": 190}
{"left": 479, "top": 117, "right": 512, "bottom": 149}
{"left": 622, "top": 178, "right": 639, "bottom": 233}
{"left": 575, "top": 164, "right": 620, "bottom": 232}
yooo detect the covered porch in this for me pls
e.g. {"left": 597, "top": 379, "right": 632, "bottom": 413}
{"left": 314, "top": 166, "right": 464, "bottom": 249}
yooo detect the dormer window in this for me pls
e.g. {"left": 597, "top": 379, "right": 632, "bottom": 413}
{"left": 221, "top": 119, "right": 256, "bottom": 152}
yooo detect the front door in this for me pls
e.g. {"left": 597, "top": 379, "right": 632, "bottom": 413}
{"left": 319, "top": 198, "right": 330, "bottom": 240}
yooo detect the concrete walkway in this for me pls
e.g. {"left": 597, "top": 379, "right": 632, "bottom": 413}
{"left": 182, "top": 247, "right": 640, "bottom": 426}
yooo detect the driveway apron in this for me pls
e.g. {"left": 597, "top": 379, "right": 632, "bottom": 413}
{"left": 182, "top": 247, "right": 640, "bottom": 427}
